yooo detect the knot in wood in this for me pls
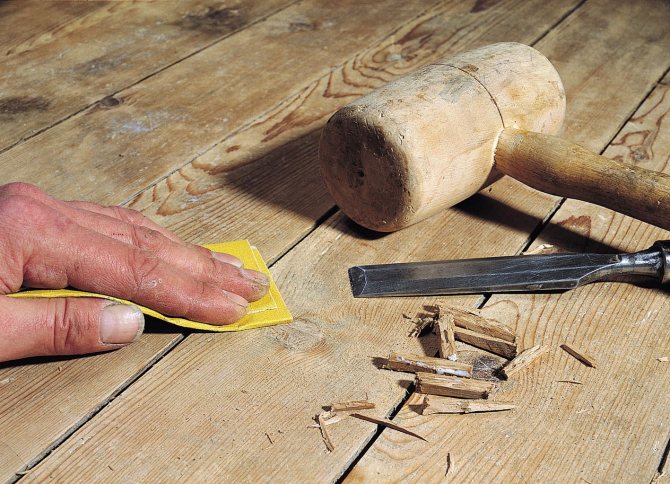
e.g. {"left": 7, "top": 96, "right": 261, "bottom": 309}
{"left": 270, "top": 318, "right": 325, "bottom": 352}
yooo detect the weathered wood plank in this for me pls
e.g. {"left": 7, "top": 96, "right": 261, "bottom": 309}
{"left": 0, "top": 1, "right": 107, "bottom": 58}
{"left": 0, "top": 0, "right": 444, "bottom": 202}
{"left": 0, "top": 333, "right": 182, "bottom": 480}
{"left": 0, "top": 0, "right": 572, "bottom": 480}
{"left": 24, "top": 0, "right": 669, "bottom": 480}
{"left": 347, "top": 6, "right": 670, "bottom": 482}
{"left": 0, "top": 0, "right": 293, "bottom": 152}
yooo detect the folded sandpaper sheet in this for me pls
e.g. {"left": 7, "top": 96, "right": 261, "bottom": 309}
{"left": 8, "top": 240, "right": 292, "bottom": 332}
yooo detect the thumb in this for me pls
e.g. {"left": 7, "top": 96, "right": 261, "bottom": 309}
{"left": 0, "top": 296, "right": 144, "bottom": 362}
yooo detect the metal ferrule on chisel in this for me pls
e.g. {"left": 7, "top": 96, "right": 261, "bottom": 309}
{"left": 349, "top": 241, "right": 670, "bottom": 298}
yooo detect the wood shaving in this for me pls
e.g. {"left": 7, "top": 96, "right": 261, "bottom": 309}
{"left": 502, "top": 345, "right": 549, "bottom": 378}
{"left": 416, "top": 372, "right": 495, "bottom": 399}
{"left": 421, "top": 396, "right": 515, "bottom": 415}
{"left": 350, "top": 413, "right": 427, "bottom": 442}
{"left": 561, "top": 344, "right": 597, "bottom": 368}
{"left": 522, "top": 244, "right": 559, "bottom": 255}
{"left": 408, "top": 316, "right": 434, "bottom": 337}
{"left": 441, "top": 305, "right": 516, "bottom": 343}
{"left": 454, "top": 327, "right": 517, "bottom": 359}
{"left": 317, "top": 412, "right": 334, "bottom": 452}
{"left": 331, "top": 400, "right": 375, "bottom": 413}
{"left": 386, "top": 352, "right": 472, "bottom": 378}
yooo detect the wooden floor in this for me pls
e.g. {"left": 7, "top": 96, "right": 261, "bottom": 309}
{"left": 1, "top": 0, "right": 669, "bottom": 482}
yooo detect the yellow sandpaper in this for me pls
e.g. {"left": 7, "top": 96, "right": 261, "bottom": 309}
{"left": 8, "top": 240, "right": 292, "bottom": 332}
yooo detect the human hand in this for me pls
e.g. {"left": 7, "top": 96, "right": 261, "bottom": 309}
{"left": 0, "top": 183, "right": 269, "bottom": 362}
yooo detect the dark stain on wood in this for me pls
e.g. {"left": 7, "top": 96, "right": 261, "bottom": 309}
{"left": 176, "top": 7, "right": 246, "bottom": 34}
{"left": 226, "top": 144, "right": 241, "bottom": 153}
{"left": 557, "top": 215, "right": 592, "bottom": 234}
{"left": 461, "top": 63, "right": 480, "bottom": 74}
{"left": 0, "top": 96, "right": 50, "bottom": 115}
{"left": 471, "top": 0, "right": 501, "bottom": 13}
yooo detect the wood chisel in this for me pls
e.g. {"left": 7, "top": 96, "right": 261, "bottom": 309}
{"left": 349, "top": 241, "right": 670, "bottom": 297}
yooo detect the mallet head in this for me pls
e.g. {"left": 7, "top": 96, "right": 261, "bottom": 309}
{"left": 319, "top": 42, "right": 566, "bottom": 232}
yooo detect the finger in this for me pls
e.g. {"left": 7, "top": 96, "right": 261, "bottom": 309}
{"left": 66, "top": 202, "right": 246, "bottom": 268}
{"left": 20, "top": 209, "right": 250, "bottom": 324}
{"left": 55, "top": 205, "right": 268, "bottom": 301}
{"left": 65, "top": 200, "right": 186, "bottom": 244}
{"left": 0, "top": 183, "right": 238, "bottom": 265}
{"left": 0, "top": 183, "right": 259, "bottom": 295}
{"left": 0, "top": 184, "right": 183, "bottom": 246}
{"left": 0, "top": 296, "right": 144, "bottom": 362}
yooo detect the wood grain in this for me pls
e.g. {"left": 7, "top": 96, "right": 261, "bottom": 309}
{"left": 0, "top": 1, "right": 107, "bottom": 58}
{"left": 347, "top": 12, "right": 670, "bottom": 481}
{"left": 0, "top": 334, "right": 182, "bottom": 480}
{"left": 0, "top": 0, "right": 294, "bottom": 152}
{"left": 4, "top": 0, "right": 667, "bottom": 481}
{"left": 23, "top": 0, "right": 669, "bottom": 479}
{"left": 0, "top": 0, "right": 440, "bottom": 204}
{"left": 0, "top": 0, "right": 580, "bottom": 480}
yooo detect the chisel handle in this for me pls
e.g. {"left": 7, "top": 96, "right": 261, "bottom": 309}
{"left": 495, "top": 128, "right": 670, "bottom": 231}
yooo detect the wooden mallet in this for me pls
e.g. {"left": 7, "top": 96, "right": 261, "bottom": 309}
{"left": 319, "top": 42, "right": 670, "bottom": 232}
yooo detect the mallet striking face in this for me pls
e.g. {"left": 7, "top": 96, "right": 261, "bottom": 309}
{"left": 319, "top": 42, "right": 670, "bottom": 232}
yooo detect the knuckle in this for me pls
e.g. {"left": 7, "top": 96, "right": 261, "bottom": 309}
{"left": 129, "top": 225, "right": 163, "bottom": 252}
{"left": 113, "top": 206, "right": 146, "bottom": 226}
{"left": 47, "top": 298, "right": 88, "bottom": 354}
{"left": 128, "top": 251, "right": 164, "bottom": 295}
{"left": 0, "top": 182, "right": 43, "bottom": 198}
{"left": 0, "top": 192, "right": 50, "bottom": 230}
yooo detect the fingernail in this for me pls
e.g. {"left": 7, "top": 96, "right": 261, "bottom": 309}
{"left": 100, "top": 304, "right": 145, "bottom": 345}
{"left": 224, "top": 290, "right": 249, "bottom": 308}
{"left": 212, "top": 251, "right": 244, "bottom": 267}
{"left": 240, "top": 268, "right": 270, "bottom": 287}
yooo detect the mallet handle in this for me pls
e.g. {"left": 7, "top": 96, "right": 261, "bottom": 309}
{"left": 495, "top": 128, "right": 670, "bottom": 231}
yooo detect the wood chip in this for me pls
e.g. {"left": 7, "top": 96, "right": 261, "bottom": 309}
{"left": 386, "top": 352, "right": 473, "bottom": 378}
{"left": 330, "top": 400, "right": 376, "bottom": 413}
{"left": 441, "top": 306, "right": 517, "bottom": 343}
{"left": 501, "top": 345, "right": 549, "bottom": 378}
{"left": 317, "top": 412, "right": 334, "bottom": 452}
{"left": 657, "top": 356, "right": 669, "bottom": 362}
{"left": 321, "top": 410, "right": 348, "bottom": 425}
{"left": 350, "top": 413, "right": 427, "bottom": 442}
{"left": 437, "top": 312, "right": 458, "bottom": 360}
{"left": 421, "top": 395, "right": 515, "bottom": 415}
{"left": 416, "top": 372, "right": 495, "bottom": 399}
{"left": 445, "top": 452, "right": 452, "bottom": 476}
{"left": 560, "top": 344, "right": 597, "bottom": 368}
{"left": 522, "top": 244, "right": 558, "bottom": 255}
{"left": 454, "top": 327, "right": 518, "bottom": 359}
{"left": 408, "top": 316, "right": 434, "bottom": 337}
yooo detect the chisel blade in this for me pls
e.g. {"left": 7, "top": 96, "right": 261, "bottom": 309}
{"left": 349, "top": 241, "right": 670, "bottom": 297}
